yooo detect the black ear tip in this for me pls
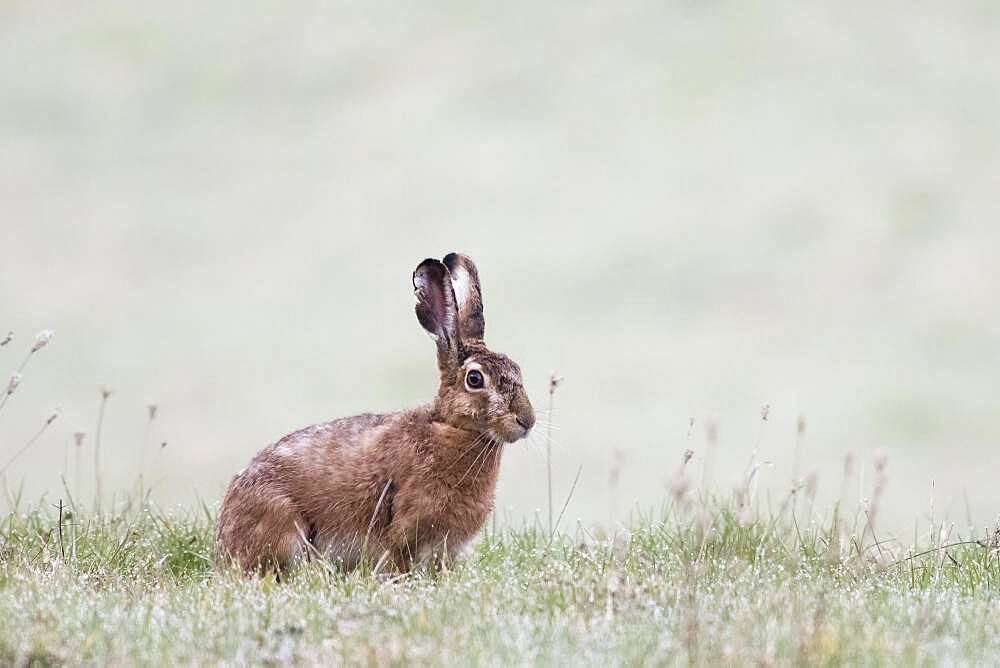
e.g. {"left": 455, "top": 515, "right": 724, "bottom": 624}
{"left": 414, "top": 257, "right": 445, "bottom": 274}
{"left": 413, "top": 257, "right": 450, "bottom": 289}
{"left": 442, "top": 252, "right": 460, "bottom": 268}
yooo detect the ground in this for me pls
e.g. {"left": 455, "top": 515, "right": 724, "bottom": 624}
{"left": 0, "top": 499, "right": 997, "bottom": 665}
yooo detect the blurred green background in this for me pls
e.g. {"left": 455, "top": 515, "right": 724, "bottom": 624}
{"left": 2, "top": 1, "right": 998, "bottom": 535}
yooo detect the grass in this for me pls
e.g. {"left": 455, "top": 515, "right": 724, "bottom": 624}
{"left": 2, "top": 332, "right": 999, "bottom": 665}
{"left": 2, "top": 333, "right": 999, "bottom": 664}
{"left": 0, "top": 495, "right": 997, "bottom": 666}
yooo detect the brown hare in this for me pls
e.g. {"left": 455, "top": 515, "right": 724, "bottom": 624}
{"left": 216, "top": 253, "right": 535, "bottom": 574}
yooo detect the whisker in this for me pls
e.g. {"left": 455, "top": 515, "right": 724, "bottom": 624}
{"left": 445, "top": 431, "right": 490, "bottom": 470}
{"left": 532, "top": 422, "right": 561, "bottom": 431}
{"left": 524, "top": 436, "right": 567, "bottom": 464}
{"left": 455, "top": 437, "right": 495, "bottom": 486}
{"left": 529, "top": 431, "right": 567, "bottom": 452}
{"left": 471, "top": 441, "right": 502, "bottom": 487}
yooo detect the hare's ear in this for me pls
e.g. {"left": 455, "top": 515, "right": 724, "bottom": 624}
{"left": 413, "top": 258, "right": 460, "bottom": 370}
{"left": 443, "top": 252, "right": 485, "bottom": 342}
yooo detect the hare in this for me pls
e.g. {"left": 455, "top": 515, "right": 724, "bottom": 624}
{"left": 216, "top": 253, "right": 535, "bottom": 574}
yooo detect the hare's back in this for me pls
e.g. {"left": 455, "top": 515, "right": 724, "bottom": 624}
{"left": 268, "top": 412, "right": 391, "bottom": 457}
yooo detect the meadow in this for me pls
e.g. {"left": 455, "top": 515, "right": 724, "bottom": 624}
{"left": 1, "top": 487, "right": 998, "bottom": 665}
{"left": 4, "top": 1, "right": 1000, "bottom": 663}
{"left": 2, "top": 329, "right": 1000, "bottom": 664}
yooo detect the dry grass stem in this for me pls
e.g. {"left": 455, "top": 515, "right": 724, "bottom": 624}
{"left": 94, "top": 387, "right": 113, "bottom": 510}
{"left": 0, "top": 409, "right": 60, "bottom": 477}
{"left": 545, "top": 371, "right": 563, "bottom": 535}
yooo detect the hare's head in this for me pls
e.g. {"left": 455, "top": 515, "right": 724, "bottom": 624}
{"left": 413, "top": 253, "right": 535, "bottom": 444}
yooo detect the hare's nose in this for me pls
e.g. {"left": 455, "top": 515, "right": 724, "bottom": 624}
{"left": 510, "top": 391, "right": 535, "bottom": 432}
{"left": 514, "top": 407, "right": 535, "bottom": 432}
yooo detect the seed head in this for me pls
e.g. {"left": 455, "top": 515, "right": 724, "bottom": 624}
{"left": 548, "top": 372, "right": 564, "bottom": 394}
{"left": 760, "top": 404, "right": 771, "bottom": 421}
{"left": 804, "top": 471, "right": 819, "bottom": 498}
{"left": 669, "top": 472, "right": 691, "bottom": 502}
{"left": 147, "top": 403, "right": 158, "bottom": 421}
{"left": 31, "top": 330, "right": 53, "bottom": 353}
{"left": 682, "top": 448, "right": 694, "bottom": 466}
{"left": 706, "top": 420, "right": 718, "bottom": 445}
{"left": 5, "top": 372, "right": 21, "bottom": 396}
{"left": 797, "top": 415, "right": 806, "bottom": 435}
{"left": 733, "top": 474, "right": 750, "bottom": 506}
{"left": 73, "top": 432, "right": 85, "bottom": 447}
{"left": 873, "top": 448, "right": 888, "bottom": 473}
{"left": 0, "top": 331, "right": 12, "bottom": 347}
{"left": 100, "top": 386, "right": 113, "bottom": 399}
{"left": 46, "top": 409, "right": 60, "bottom": 425}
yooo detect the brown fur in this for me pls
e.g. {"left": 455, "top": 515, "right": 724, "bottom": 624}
{"left": 216, "top": 253, "right": 534, "bottom": 574}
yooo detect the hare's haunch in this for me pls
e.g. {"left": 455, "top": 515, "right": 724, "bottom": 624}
{"left": 216, "top": 253, "right": 535, "bottom": 574}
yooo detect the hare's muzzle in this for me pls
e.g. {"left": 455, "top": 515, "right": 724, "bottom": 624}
{"left": 509, "top": 393, "right": 535, "bottom": 439}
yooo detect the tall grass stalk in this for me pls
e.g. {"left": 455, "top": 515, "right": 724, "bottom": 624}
{"left": 73, "top": 432, "right": 85, "bottom": 497}
{"left": 545, "top": 372, "right": 562, "bottom": 535}
{"left": 0, "top": 410, "right": 59, "bottom": 478}
{"left": 138, "top": 404, "right": 157, "bottom": 495}
{"left": 93, "top": 388, "right": 112, "bottom": 512}
{"left": 0, "top": 330, "right": 53, "bottom": 416}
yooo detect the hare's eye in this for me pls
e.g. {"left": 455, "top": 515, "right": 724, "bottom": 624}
{"left": 465, "top": 369, "right": 485, "bottom": 390}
